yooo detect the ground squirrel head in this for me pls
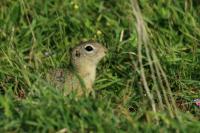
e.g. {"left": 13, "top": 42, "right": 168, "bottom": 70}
{"left": 70, "top": 41, "right": 107, "bottom": 67}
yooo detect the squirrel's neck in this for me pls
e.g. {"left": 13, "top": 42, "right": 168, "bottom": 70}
{"left": 70, "top": 62, "right": 97, "bottom": 89}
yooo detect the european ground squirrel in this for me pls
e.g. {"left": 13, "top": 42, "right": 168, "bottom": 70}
{"left": 47, "top": 41, "right": 107, "bottom": 96}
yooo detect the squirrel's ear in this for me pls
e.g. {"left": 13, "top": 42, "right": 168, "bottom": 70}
{"left": 75, "top": 50, "right": 81, "bottom": 57}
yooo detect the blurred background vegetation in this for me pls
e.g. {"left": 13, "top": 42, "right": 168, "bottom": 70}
{"left": 0, "top": 0, "right": 200, "bottom": 132}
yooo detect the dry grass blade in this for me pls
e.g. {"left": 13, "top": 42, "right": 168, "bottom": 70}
{"left": 131, "top": 0, "right": 179, "bottom": 119}
{"left": 131, "top": 0, "right": 156, "bottom": 114}
{"left": 152, "top": 51, "right": 179, "bottom": 118}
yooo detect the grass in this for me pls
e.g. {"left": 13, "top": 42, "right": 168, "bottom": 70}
{"left": 0, "top": 0, "right": 200, "bottom": 132}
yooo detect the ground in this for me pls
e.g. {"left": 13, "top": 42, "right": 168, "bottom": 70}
{"left": 0, "top": 0, "right": 200, "bottom": 132}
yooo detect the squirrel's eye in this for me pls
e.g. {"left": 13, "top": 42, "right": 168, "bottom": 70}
{"left": 85, "top": 45, "right": 94, "bottom": 52}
